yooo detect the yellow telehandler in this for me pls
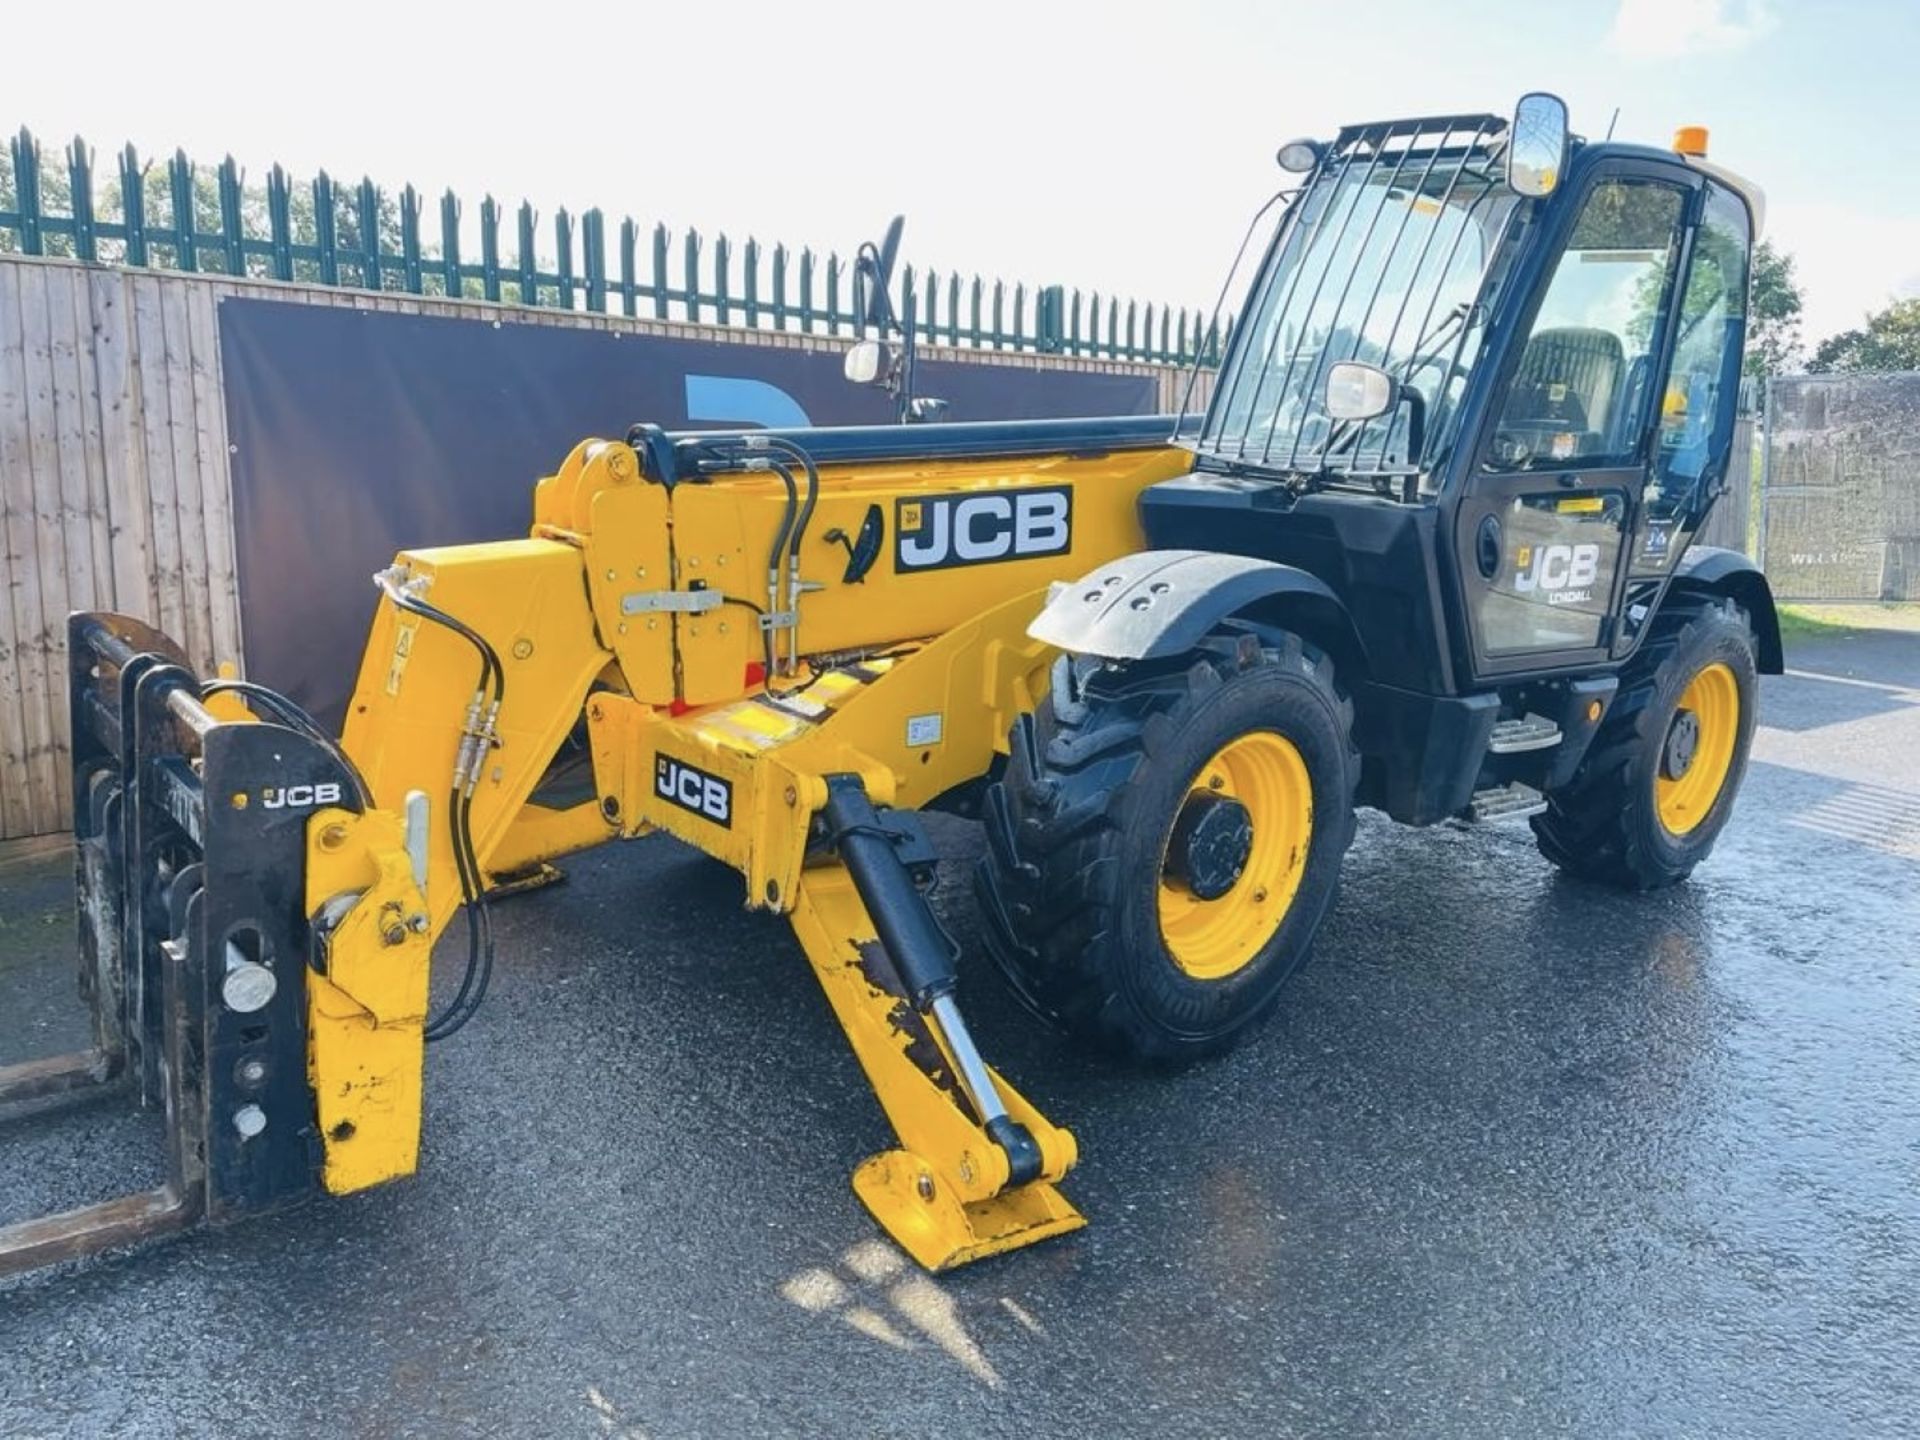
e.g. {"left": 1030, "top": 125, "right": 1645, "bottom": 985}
{"left": 0, "top": 95, "right": 1779, "bottom": 1277}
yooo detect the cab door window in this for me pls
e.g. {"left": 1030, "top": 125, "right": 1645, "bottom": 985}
{"left": 1646, "top": 182, "right": 1751, "bottom": 524}
{"left": 1487, "top": 179, "right": 1687, "bottom": 471}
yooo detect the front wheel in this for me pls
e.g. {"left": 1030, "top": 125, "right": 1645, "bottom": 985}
{"left": 974, "top": 624, "right": 1358, "bottom": 1063}
{"left": 1532, "top": 596, "right": 1759, "bottom": 889}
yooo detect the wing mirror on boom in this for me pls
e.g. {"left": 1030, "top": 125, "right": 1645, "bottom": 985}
{"left": 1507, "top": 92, "right": 1569, "bottom": 198}
{"left": 842, "top": 337, "right": 896, "bottom": 385}
{"left": 842, "top": 215, "right": 948, "bottom": 424}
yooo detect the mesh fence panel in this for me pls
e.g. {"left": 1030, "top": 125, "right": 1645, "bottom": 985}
{"left": 1762, "top": 372, "right": 1920, "bottom": 601}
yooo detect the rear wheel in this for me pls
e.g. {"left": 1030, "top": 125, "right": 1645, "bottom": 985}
{"left": 1532, "top": 595, "right": 1758, "bottom": 889}
{"left": 975, "top": 624, "right": 1358, "bottom": 1063}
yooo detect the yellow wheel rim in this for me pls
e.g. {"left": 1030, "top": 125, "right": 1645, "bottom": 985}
{"left": 1157, "top": 731, "right": 1313, "bottom": 981}
{"left": 1655, "top": 661, "right": 1739, "bottom": 836}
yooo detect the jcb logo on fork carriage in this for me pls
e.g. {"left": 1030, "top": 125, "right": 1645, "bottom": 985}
{"left": 260, "top": 782, "right": 343, "bottom": 811}
{"left": 896, "top": 486, "right": 1072, "bottom": 572}
{"left": 1513, "top": 542, "right": 1601, "bottom": 606}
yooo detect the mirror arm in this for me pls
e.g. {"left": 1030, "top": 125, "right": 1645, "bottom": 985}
{"left": 1403, "top": 390, "right": 1427, "bottom": 468}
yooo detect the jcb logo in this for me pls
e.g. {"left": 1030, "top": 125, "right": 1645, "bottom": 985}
{"left": 261, "top": 782, "right": 343, "bottom": 811}
{"left": 1513, "top": 542, "right": 1601, "bottom": 606}
{"left": 896, "top": 486, "right": 1071, "bottom": 572}
{"left": 655, "top": 756, "right": 732, "bottom": 827}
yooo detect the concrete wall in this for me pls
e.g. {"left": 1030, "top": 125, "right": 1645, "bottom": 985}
{"left": 0, "top": 254, "right": 1201, "bottom": 840}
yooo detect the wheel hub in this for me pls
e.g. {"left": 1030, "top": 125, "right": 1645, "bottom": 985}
{"left": 1662, "top": 708, "right": 1701, "bottom": 780}
{"left": 1165, "top": 792, "right": 1253, "bottom": 901}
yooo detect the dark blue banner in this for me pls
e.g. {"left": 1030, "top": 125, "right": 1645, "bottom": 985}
{"left": 216, "top": 298, "right": 1159, "bottom": 726}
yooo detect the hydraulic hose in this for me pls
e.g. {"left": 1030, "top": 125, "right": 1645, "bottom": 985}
{"left": 374, "top": 570, "right": 504, "bottom": 1042}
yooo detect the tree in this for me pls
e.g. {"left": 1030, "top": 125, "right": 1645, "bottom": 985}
{"left": 1743, "top": 239, "right": 1803, "bottom": 378}
{"left": 1809, "top": 297, "right": 1920, "bottom": 373}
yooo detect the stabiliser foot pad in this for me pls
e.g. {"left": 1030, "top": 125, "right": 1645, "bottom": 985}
{"left": 851, "top": 1150, "right": 1086, "bottom": 1272}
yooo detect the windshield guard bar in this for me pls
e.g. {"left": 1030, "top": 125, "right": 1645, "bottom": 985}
{"left": 1191, "top": 111, "right": 1519, "bottom": 494}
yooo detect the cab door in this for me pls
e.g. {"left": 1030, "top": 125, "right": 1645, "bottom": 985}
{"left": 1451, "top": 164, "right": 1696, "bottom": 679}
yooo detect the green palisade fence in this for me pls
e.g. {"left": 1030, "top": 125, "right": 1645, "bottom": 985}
{"left": 0, "top": 126, "right": 1226, "bottom": 367}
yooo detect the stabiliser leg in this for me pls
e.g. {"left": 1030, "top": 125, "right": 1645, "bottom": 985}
{"left": 786, "top": 775, "right": 1083, "bottom": 1271}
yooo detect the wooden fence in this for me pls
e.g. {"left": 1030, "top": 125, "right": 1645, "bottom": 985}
{"left": 0, "top": 253, "right": 1203, "bottom": 841}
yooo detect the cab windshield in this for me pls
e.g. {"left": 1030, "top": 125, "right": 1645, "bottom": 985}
{"left": 1198, "top": 116, "right": 1522, "bottom": 489}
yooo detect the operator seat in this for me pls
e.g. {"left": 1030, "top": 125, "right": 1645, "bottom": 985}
{"left": 1496, "top": 326, "right": 1626, "bottom": 463}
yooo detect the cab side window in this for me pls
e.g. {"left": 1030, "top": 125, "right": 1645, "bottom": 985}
{"left": 1487, "top": 178, "right": 1686, "bottom": 471}
{"left": 1646, "top": 183, "right": 1751, "bottom": 521}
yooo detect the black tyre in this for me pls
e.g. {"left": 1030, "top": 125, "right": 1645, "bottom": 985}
{"left": 1532, "top": 595, "right": 1758, "bottom": 890}
{"left": 974, "top": 623, "right": 1358, "bottom": 1063}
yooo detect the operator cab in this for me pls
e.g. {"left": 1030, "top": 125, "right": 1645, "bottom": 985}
{"left": 1152, "top": 94, "right": 1760, "bottom": 695}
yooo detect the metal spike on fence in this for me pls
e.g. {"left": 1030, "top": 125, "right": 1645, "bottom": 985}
{"left": 554, "top": 207, "right": 575, "bottom": 310}
{"left": 119, "top": 144, "right": 147, "bottom": 266}
{"left": 361, "top": 179, "right": 384, "bottom": 292}
{"left": 683, "top": 228, "right": 702, "bottom": 323}
{"left": 651, "top": 222, "right": 669, "bottom": 318}
{"left": 480, "top": 195, "right": 501, "bottom": 301}
{"left": 266, "top": 164, "right": 293, "bottom": 280}
{"left": 66, "top": 137, "right": 96, "bottom": 262}
{"left": 169, "top": 151, "right": 196, "bottom": 270}
{"left": 517, "top": 201, "right": 538, "bottom": 306}
{"left": 217, "top": 156, "right": 244, "bottom": 277}
{"left": 12, "top": 129, "right": 43, "bottom": 255}
{"left": 441, "top": 191, "right": 461, "bottom": 298}
{"left": 619, "top": 216, "right": 638, "bottom": 317}
{"left": 400, "top": 185, "right": 425, "bottom": 294}
{"left": 582, "top": 208, "right": 607, "bottom": 313}
{"left": 314, "top": 172, "right": 337, "bottom": 285}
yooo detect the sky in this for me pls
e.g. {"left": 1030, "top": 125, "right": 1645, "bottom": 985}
{"left": 9, "top": 0, "right": 1915, "bottom": 351}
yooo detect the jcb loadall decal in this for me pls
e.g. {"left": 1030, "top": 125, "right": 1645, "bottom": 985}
{"left": 1514, "top": 542, "right": 1602, "bottom": 606}
{"left": 895, "top": 486, "right": 1072, "bottom": 572}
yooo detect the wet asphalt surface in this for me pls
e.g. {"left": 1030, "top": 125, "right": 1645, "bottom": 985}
{"left": 2, "top": 628, "right": 1917, "bottom": 1438}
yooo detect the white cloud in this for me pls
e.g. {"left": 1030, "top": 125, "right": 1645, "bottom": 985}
{"left": 1608, "top": 0, "right": 1779, "bottom": 59}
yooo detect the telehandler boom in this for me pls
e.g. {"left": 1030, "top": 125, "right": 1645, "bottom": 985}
{"left": 1, "top": 95, "right": 1780, "bottom": 1279}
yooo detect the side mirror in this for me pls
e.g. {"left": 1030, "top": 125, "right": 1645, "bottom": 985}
{"left": 843, "top": 338, "right": 895, "bottom": 386}
{"left": 1507, "top": 92, "right": 1569, "bottom": 199}
{"left": 1325, "top": 361, "right": 1397, "bottom": 422}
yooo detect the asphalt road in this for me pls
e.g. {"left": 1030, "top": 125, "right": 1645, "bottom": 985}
{"left": 3, "top": 626, "right": 1917, "bottom": 1438}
